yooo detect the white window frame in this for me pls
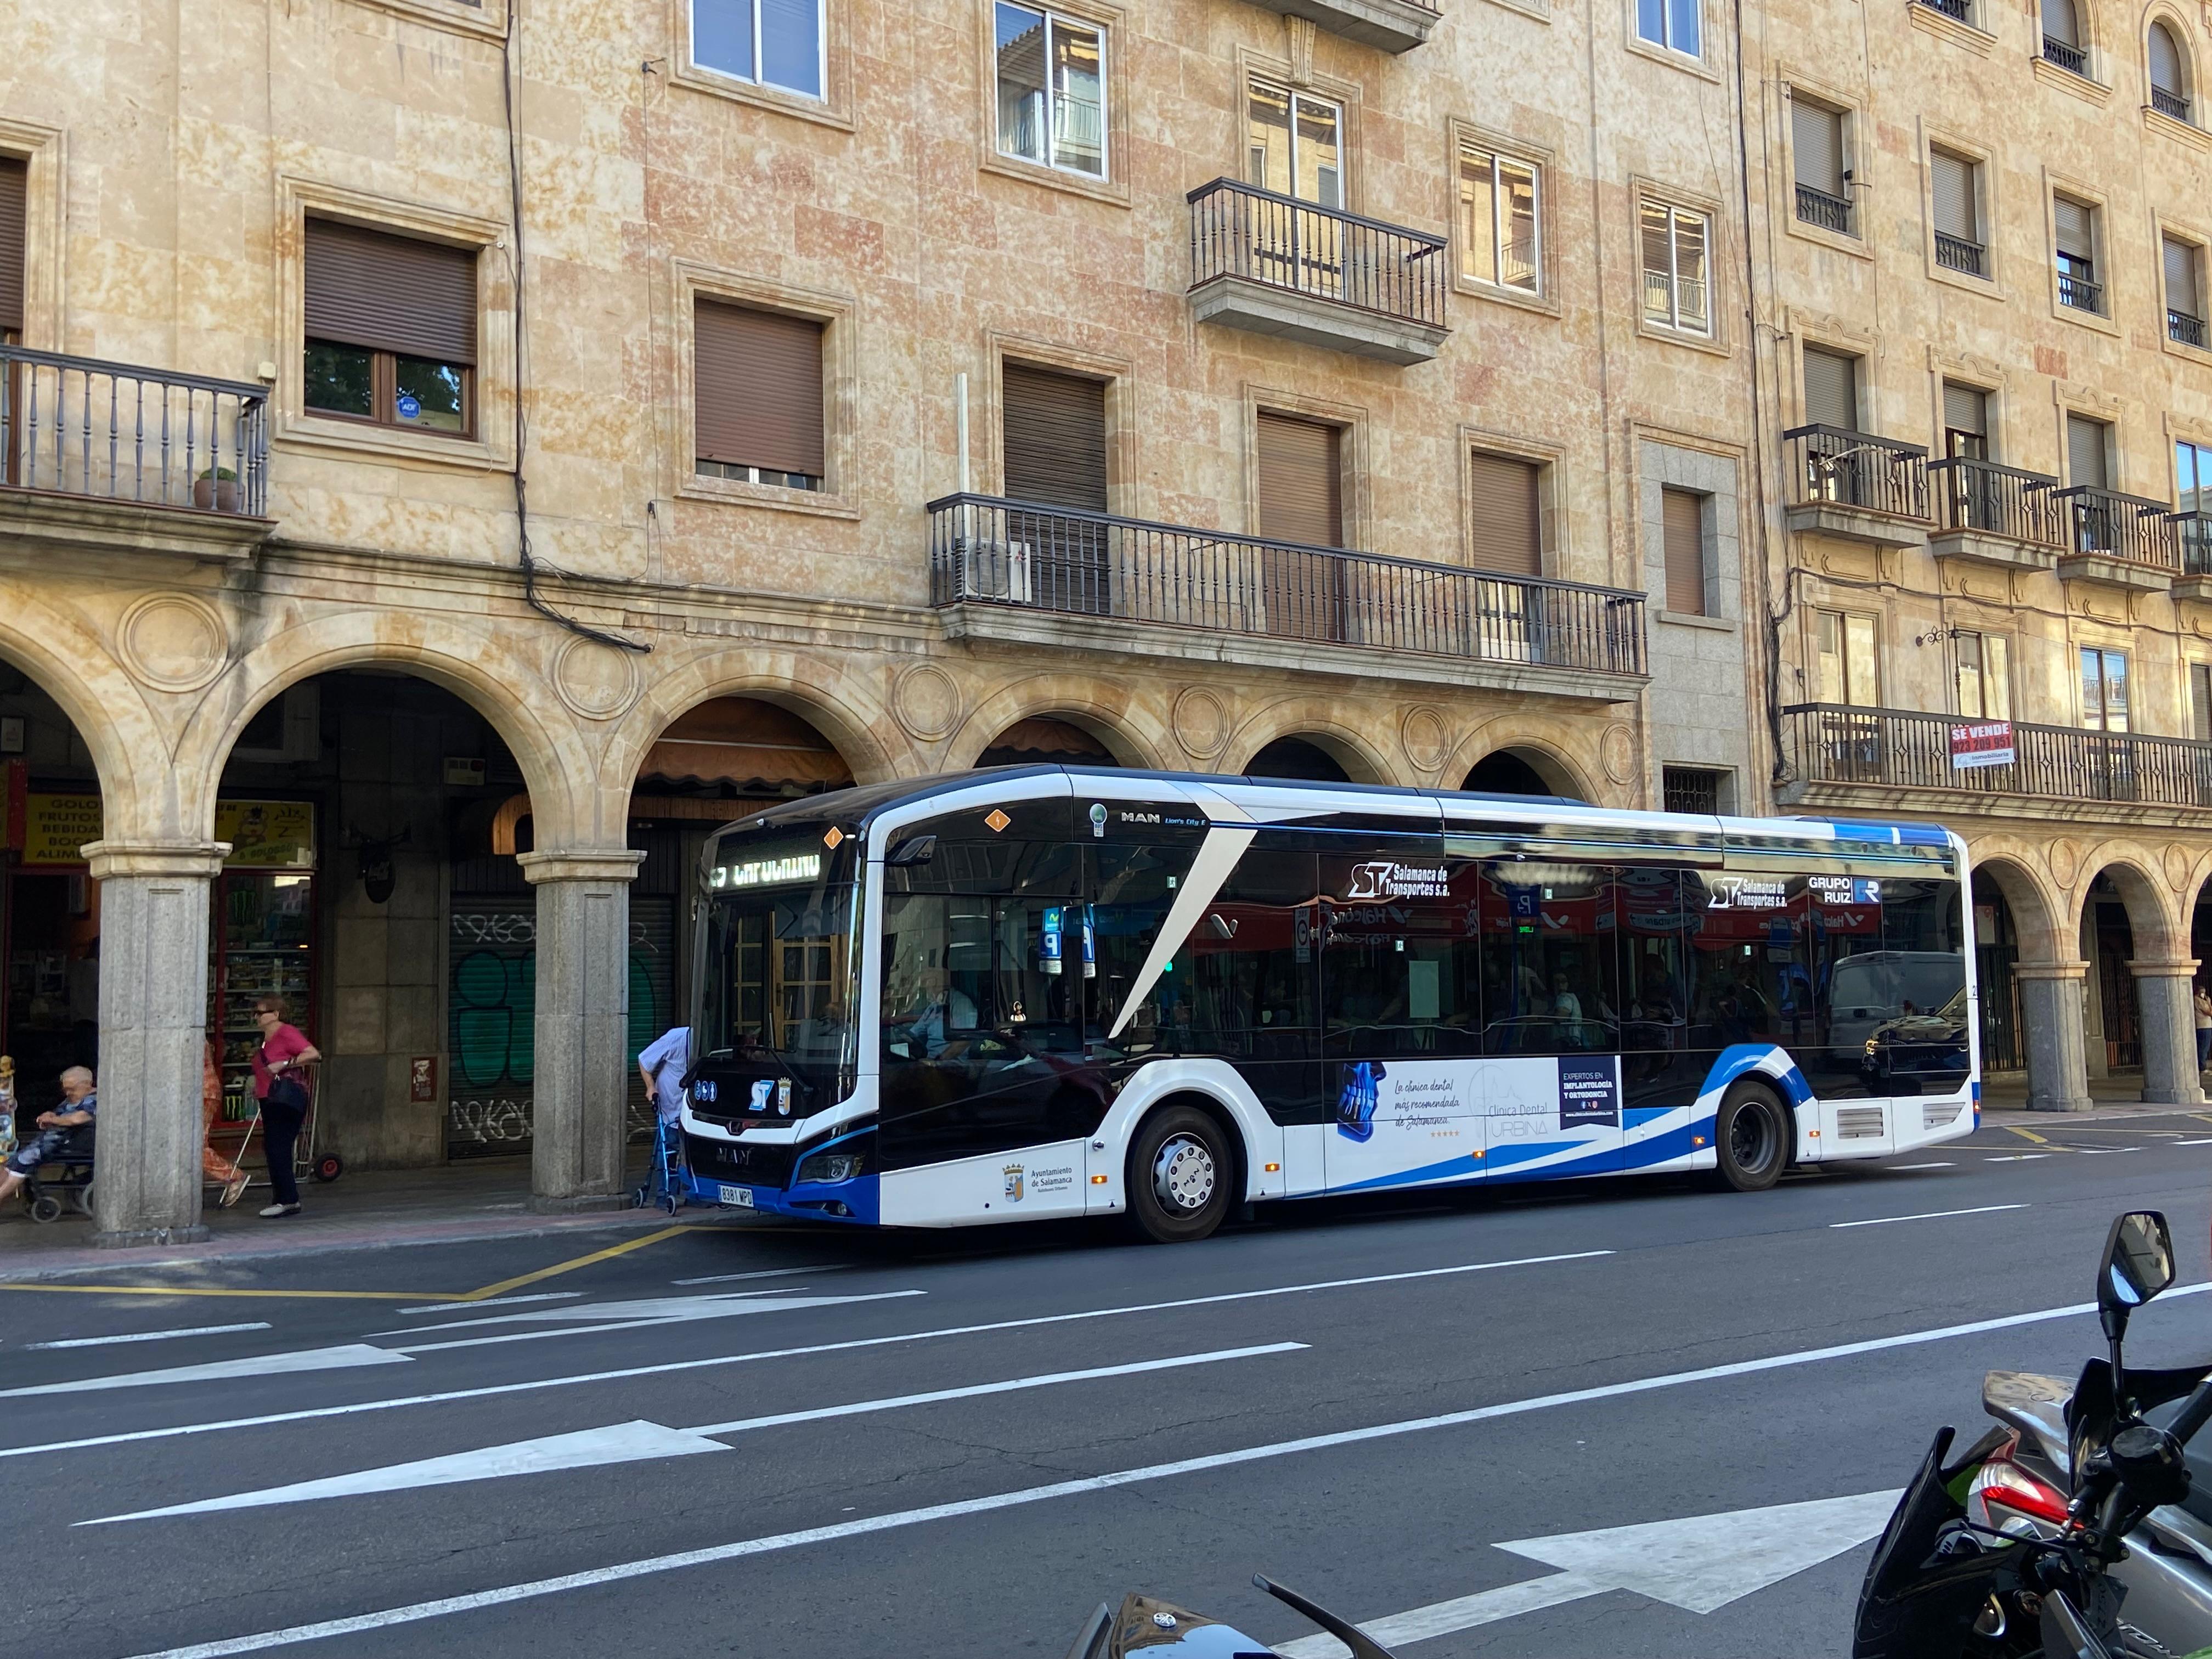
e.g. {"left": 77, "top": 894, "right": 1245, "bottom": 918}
{"left": 1635, "top": 0, "right": 1703, "bottom": 58}
{"left": 1458, "top": 144, "right": 1543, "bottom": 296}
{"left": 992, "top": 3, "right": 1109, "bottom": 180}
{"left": 1641, "top": 200, "right": 1713, "bottom": 336}
{"left": 690, "top": 0, "right": 828, "bottom": 102}
{"left": 1247, "top": 76, "right": 1346, "bottom": 210}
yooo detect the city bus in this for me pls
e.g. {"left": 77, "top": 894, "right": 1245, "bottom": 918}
{"left": 678, "top": 766, "right": 1977, "bottom": 1243}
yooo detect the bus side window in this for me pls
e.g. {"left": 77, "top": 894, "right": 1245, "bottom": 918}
{"left": 1181, "top": 849, "right": 1317, "bottom": 1058}
{"left": 1088, "top": 843, "right": 1201, "bottom": 1051}
{"left": 1478, "top": 861, "right": 1618, "bottom": 1057}
{"left": 1618, "top": 866, "right": 1691, "bottom": 1054}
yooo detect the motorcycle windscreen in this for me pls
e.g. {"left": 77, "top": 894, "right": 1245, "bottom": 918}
{"left": 1851, "top": 1426, "right": 1989, "bottom": 1659}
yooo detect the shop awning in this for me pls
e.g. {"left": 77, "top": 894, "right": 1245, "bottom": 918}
{"left": 639, "top": 700, "right": 854, "bottom": 793}
{"left": 978, "top": 717, "right": 1116, "bottom": 766}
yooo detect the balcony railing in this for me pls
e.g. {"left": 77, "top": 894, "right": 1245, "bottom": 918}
{"left": 1928, "top": 456, "right": 2062, "bottom": 545}
{"left": 0, "top": 343, "right": 268, "bottom": 517}
{"left": 2058, "top": 268, "right": 2104, "bottom": 312}
{"left": 1934, "top": 231, "right": 1985, "bottom": 276}
{"left": 1187, "top": 177, "right": 1448, "bottom": 331}
{"left": 2042, "top": 36, "right": 2089, "bottom": 75}
{"left": 2171, "top": 308, "right": 2207, "bottom": 348}
{"left": 1795, "top": 184, "right": 1851, "bottom": 234}
{"left": 1916, "top": 0, "right": 1972, "bottom": 19}
{"left": 2056, "top": 486, "right": 2177, "bottom": 567}
{"left": 1782, "top": 425, "right": 1929, "bottom": 520}
{"left": 928, "top": 494, "right": 1647, "bottom": 678}
{"left": 1786, "top": 703, "right": 2212, "bottom": 808}
{"left": 2153, "top": 86, "right": 2191, "bottom": 121}
{"left": 2166, "top": 511, "right": 2212, "bottom": 574}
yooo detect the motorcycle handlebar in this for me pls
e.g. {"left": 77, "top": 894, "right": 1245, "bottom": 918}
{"left": 2169, "top": 1376, "right": 2212, "bottom": 1448}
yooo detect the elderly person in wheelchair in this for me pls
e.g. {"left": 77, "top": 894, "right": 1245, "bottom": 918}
{"left": 0, "top": 1065, "right": 96, "bottom": 1209}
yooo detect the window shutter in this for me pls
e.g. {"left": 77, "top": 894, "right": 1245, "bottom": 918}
{"left": 2066, "top": 413, "right": 2109, "bottom": 489}
{"left": 1001, "top": 364, "right": 1108, "bottom": 512}
{"left": 1791, "top": 98, "right": 1844, "bottom": 195}
{"left": 1802, "top": 346, "right": 1858, "bottom": 431}
{"left": 2165, "top": 237, "right": 2199, "bottom": 315}
{"left": 1930, "top": 151, "right": 1976, "bottom": 241}
{"left": 1661, "top": 487, "right": 1706, "bottom": 614}
{"left": 2041, "top": 0, "right": 2078, "bottom": 46}
{"left": 2053, "top": 197, "right": 2094, "bottom": 259}
{"left": 2149, "top": 21, "right": 2183, "bottom": 93}
{"left": 303, "top": 219, "right": 477, "bottom": 364}
{"left": 0, "top": 156, "right": 24, "bottom": 336}
{"left": 1256, "top": 411, "right": 1343, "bottom": 548}
{"left": 1640, "top": 201, "right": 1675, "bottom": 320}
{"left": 2193, "top": 662, "right": 2212, "bottom": 740}
{"left": 693, "top": 298, "right": 826, "bottom": 478}
{"left": 1465, "top": 451, "right": 1543, "bottom": 576}
{"left": 1943, "top": 381, "right": 1988, "bottom": 437}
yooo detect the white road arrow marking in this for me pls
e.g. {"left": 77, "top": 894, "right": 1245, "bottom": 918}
{"left": 1830, "top": 1204, "right": 2026, "bottom": 1229}
{"left": 1274, "top": 1489, "right": 1905, "bottom": 1657}
{"left": 386, "top": 1291, "right": 926, "bottom": 1353}
{"left": 0, "top": 1345, "right": 410, "bottom": 1400}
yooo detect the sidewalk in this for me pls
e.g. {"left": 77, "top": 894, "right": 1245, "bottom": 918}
{"left": 1978, "top": 1072, "right": 2212, "bottom": 1124}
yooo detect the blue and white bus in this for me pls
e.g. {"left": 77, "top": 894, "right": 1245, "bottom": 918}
{"left": 679, "top": 767, "right": 1976, "bottom": 1243}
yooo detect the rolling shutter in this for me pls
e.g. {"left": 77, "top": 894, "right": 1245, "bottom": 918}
{"left": 1661, "top": 487, "right": 1706, "bottom": 614}
{"left": 1001, "top": 364, "right": 1108, "bottom": 512}
{"left": 1791, "top": 98, "right": 1844, "bottom": 196}
{"left": 693, "top": 298, "right": 826, "bottom": 478}
{"left": 1930, "top": 151, "right": 1976, "bottom": 242}
{"left": 2066, "top": 413, "right": 2109, "bottom": 489}
{"left": 1466, "top": 450, "right": 1542, "bottom": 576}
{"left": 2053, "top": 197, "right": 2094, "bottom": 261}
{"left": 1256, "top": 411, "right": 1343, "bottom": 548}
{"left": 2041, "top": 0, "right": 2077, "bottom": 46}
{"left": 0, "top": 156, "right": 23, "bottom": 336}
{"left": 2193, "top": 663, "right": 2212, "bottom": 741}
{"left": 1802, "top": 346, "right": 1858, "bottom": 431}
{"left": 2149, "top": 22, "right": 2183, "bottom": 94}
{"left": 1943, "top": 381, "right": 1987, "bottom": 437}
{"left": 304, "top": 219, "right": 477, "bottom": 364}
{"left": 2165, "top": 237, "right": 2199, "bottom": 315}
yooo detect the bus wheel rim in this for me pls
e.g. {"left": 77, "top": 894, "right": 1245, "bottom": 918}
{"left": 1153, "top": 1134, "right": 1216, "bottom": 1212}
{"left": 1731, "top": 1106, "right": 1772, "bottom": 1171}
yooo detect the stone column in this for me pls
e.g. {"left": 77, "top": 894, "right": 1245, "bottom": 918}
{"left": 518, "top": 848, "right": 645, "bottom": 1211}
{"left": 2130, "top": 958, "right": 2204, "bottom": 1107}
{"left": 83, "top": 841, "right": 228, "bottom": 1247}
{"left": 2015, "top": 958, "right": 2094, "bottom": 1113}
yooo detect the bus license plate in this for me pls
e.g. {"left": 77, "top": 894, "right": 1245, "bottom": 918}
{"left": 718, "top": 1183, "right": 755, "bottom": 1209}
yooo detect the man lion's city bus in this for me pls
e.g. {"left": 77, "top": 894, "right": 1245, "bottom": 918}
{"left": 679, "top": 766, "right": 1976, "bottom": 1243}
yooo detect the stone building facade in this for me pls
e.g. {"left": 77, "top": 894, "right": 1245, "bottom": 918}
{"left": 0, "top": 0, "right": 1768, "bottom": 1243}
{"left": 1743, "top": 0, "right": 2212, "bottom": 1109}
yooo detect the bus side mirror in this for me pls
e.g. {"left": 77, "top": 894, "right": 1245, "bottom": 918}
{"left": 2098, "top": 1210, "right": 2174, "bottom": 1344}
{"left": 887, "top": 834, "right": 938, "bottom": 867}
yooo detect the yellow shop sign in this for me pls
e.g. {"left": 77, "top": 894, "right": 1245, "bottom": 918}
{"left": 20, "top": 797, "right": 314, "bottom": 870}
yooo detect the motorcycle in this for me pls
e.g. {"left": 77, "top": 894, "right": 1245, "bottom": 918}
{"left": 1064, "top": 1575, "right": 1400, "bottom": 1658}
{"left": 1855, "top": 1210, "right": 2212, "bottom": 1658}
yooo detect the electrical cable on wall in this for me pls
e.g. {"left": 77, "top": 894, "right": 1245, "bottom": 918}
{"left": 501, "top": 0, "right": 650, "bottom": 655}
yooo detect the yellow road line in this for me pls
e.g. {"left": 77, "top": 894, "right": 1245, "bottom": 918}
{"left": 456, "top": 1224, "right": 697, "bottom": 1302}
{"left": 0, "top": 1283, "right": 445, "bottom": 1301}
{"left": 2007, "top": 1126, "right": 2051, "bottom": 1145}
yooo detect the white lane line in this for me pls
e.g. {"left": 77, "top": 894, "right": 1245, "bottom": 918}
{"left": 1830, "top": 1204, "right": 2027, "bottom": 1230}
{"left": 83, "top": 1344, "right": 1306, "bottom": 1525}
{"left": 368, "top": 1288, "right": 825, "bottom": 1338}
{"left": 0, "top": 1250, "right": 1610, "bottom": 1464}
{"left": 1888, "top": 1163, "right": 1955, "bottom": 1170}
{"left": 0, "top": 1346, "right": 411, "bottom": 1401}
{"left": 2076, "top": 1148, "right": 2143, "bottom": 1156}
{"left": 672, "top": 1266, "right": 845, "bottom": 1287}
{"left": 385, "top": 1292, "right": 922, "bottom": 1353}
{"left": 122, "top": 1286, "right": 2212, "bottom": 1659}
{"left": 26, "top": 1323, "right": 272, "bottom": 1351}
{"left": 392, "top": 1294, "right": 584, "bottom": 1316}
{"left": 1984, "top": 1154, "right": 2052, "bottom": 1162}
{"left": 2175, "top": 1138, "right": 2212, "bottom": 1146}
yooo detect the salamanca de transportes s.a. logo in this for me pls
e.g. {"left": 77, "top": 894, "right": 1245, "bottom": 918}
{"left": 1345, "top": 862, "right": 1449, "bottom": 901}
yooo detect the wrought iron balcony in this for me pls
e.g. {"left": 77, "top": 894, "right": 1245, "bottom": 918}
{"left": 928, "top": 494, "right": 1647, "bottom": 685}
{"left": 1928, "top": 456, "right": 2063, "bottom": 553}
{"left": 2058, "top": 268, "right": 2104, "bottom": 312}
{"left": 1795, "top": 184, "right": 1851, "bottom": 234}
{"left": 1235, "top": 0, "right": 1440, "bottom": 53}
{"left": 1934, "top": 232, "right": 1985, "bottom": 277}
{"left": 1, "top": 343, "right": 268, "bottom": 518}
{"left": 1781, "top": 425, "right": 1929, "bottom": 546}
{"left": 2041, "top": 36, "right": 2089, "bottom": 75}
{"left": 2153, "top": 86, "right": 2191, "bottom": 121}
{"left": 2171, "top": 308, "right": 2207, "bottom": 348}
{"left": 1916, "top": 0, "right": 1972, "bottom": 20}
{"left": 2056, "top": 486, "right": 2177, "bottom": 568}
{"left": 1786, "top": 702, "right": 2212, "bottom": 809}
{"left": 1187, "top": 178, "right": 1449, "bottom": 365}
{"left": 2171, "top": 511, "right": 2212, "bottom": 576}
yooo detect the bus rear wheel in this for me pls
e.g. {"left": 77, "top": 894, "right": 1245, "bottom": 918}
{"left": 1714, "top": 1083, "right": 1790, "bottom": 1192}
{"left": 1126, "top": 1105, "right": 1233, "bottom": 1244}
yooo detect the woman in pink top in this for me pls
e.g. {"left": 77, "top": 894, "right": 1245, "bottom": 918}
{"left": 250, "top": 997, "right": 320, "bottom": 1218}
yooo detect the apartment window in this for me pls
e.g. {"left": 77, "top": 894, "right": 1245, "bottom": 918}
{"left": 1943, "top": 381, "right": 1989, "bottom": 460}
{"left": 1661, "top": 766, "right": 1726, "bottom": 815}
{"left": 303, "top": 220, "right": 475, "bottom": 437}
{"left": 1791, "top": 97, "right": 1850, "bottom": 235}
{"left": 1001, "top": 363, "right": 1107, "bottom": 510}
{"left": 2149, "top": 21, "right": 2192, "bottom": 121}
{"left": 1661, "top": 486, "right": 1707, "bottom": 613}
{"left": 0, "top": 155, "right": 22, "bottom": 345}
{"left": 994, "top": 5, "right": 1105, "bottom": 179}
{"left": 1929, "top": 150, "right": 1984, "bottom": 278}
{"left": 1954, "top": 631, "right": 2011, "bottom": 720}
{"left": 693, "top": 298, "right": 826, "bottom": 489}
{"left": 2041, "top": 0, "right": 2089, "bottom": 76}
{"left": 1801, "top": 345, "right": 1859, "bottom": 431}
{"left": 1459, "top": 145, "right": 1540, "bottom": 294}
{"left": 1256, "top": 411, "right": 1344, "bottom": 548}
{"left": 1248, "top": 78, "right": 1342, "bottom": 208}
{"left": 2192, "top": 661, "right": 2212, "bottom": 738}
{"left": 1466, "top": 450, "right": 1543, "bottom": 576}
{"left": 2054, "top": 195, "right": 2102, "bottom": 312}
{"left": 2178, "top": 439, "right": 2212, "bottom": 512}
{"left": 2165, "top": 236, "right": 2205, "bottom": 347}
{"left": 2067, "top": 411, "right": 2111, "bottom": 490}
{"left": 1639, "top": 200, "right": 1711, "bottom": 335}
{"left": 2081, "top": 646, "right": 2129, "bottom": 731}
{"left": 1637, "top": 0, "right": 1701, "bottom": 58}
{"left": 692, "top": 0, "right": 825, "bottom": 100}
{"left": 1815, "top": 610, "right": 1880, "bottom": 706}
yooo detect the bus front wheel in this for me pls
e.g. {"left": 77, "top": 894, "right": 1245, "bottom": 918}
{"left": 1126, "top": 1105, "right": 1233, "bottom": 1244}
{"left": 1714, "top": 1083, "right": 1790, "bottom": 1193}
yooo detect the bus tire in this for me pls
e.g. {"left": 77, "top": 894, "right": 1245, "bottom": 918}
{"left": 1714, "top": 1082, "right": 1790, "bottom": 1193}
{"left": 1125, "top": 1104, "right": 1234, "bottom": 1244}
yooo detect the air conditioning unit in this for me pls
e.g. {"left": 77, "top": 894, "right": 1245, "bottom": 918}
{"left": 960, "top": 538, "right": 1033, "bottom": 604}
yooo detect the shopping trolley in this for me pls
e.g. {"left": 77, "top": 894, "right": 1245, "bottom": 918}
{"left": 213, "top": 1064, "right": 344, "bottom": 1203}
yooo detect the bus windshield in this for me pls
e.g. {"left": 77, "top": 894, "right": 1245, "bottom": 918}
{"left": 697, "top": 830, "right": 862, "bottom": 1107}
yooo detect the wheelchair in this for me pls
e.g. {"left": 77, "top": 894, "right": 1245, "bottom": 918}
{"left": 16, "top": 1131, "right": 95, "bottom": 1224}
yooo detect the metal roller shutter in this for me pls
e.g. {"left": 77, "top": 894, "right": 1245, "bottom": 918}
{"left": 1791, "top": 98, "right": 1844, "bottom": 195}
{"left": 1943, "top": 381, "right": 1987, "bottom": 438}
{"left": 2165, "top": 237, "right": 2198, "bottom": 315}
{"left": 2041, "top": 0, "right": 2077, "bottom": 46}
{"left": 1256, "top": 411, "right": 1344, "bottom": 548}
{"left": 1802, "top": 346, "right": 1859, "bottom": 431}
{"left": 0, "top": 156, "right": 23, "bottom": 336}
{"left": 2150, "top": 22, "right": 2183, "bottom": 94}
{"left": 1662, "top": 487, "right": 1706, "bottom": 614}
{"left": 1466, "top": 450, "right": 1542, "bottom": 576}
{"left": 2053, "top": 197, "right": 2095, "bottom": 260}
{"left": 693, "top": 298, "right": 826, "bottom": 478}
{"left": 2066, "top": 413, "right": 2109, "bottom": 489}
{"left": 1001, "top": 363, "right": 1108, "bottom": 511}
{"left": 304, "top": 219, "right": 477, "bottom": 363}
{"left": 1931, "top": 151, "right": 1976, "bottom": 241}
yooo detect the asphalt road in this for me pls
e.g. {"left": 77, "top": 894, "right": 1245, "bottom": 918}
{"left": 4, "top": 1114, "right": 2211, "bottom": 1659}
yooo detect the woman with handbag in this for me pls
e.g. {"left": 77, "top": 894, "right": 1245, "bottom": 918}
{"left": 250, "top": 997, "right": 320, "bottom": 1219}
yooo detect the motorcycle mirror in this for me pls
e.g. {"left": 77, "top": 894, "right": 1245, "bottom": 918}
{"left": 2039, "top": 1587, "right": 2113, "bottom": 1659}
{"left": 2097, "top": 1210, "right": 2175, "bottom": 1342}
{"left": 1253, "top": 1576, "right": 1402, "bottom": 1659}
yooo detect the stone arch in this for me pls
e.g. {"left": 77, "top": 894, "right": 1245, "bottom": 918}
{"left": 1971, "top": 851, "right": 2066, "bottom": 963}
{"left": 1444, "top": 731, "right": 1597, "bottom": 804}
{"left": 0, "top": 594, "right": 159, "bottom": 840}
{"left": 944, "top": 675, "right": 1168, "bottom": 772}
{"left": 2069, "top": 848, "right": 2182, "bottom": 960}
{"left": 1226, "top": 701, "right": 1397, "bottom": 786}
{"left": 2144, "top": 3, "right": 2196, "bottom": 102}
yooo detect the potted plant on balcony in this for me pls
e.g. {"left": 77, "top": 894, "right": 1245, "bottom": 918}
{"left": 194, "top": 466, "right": 241, "bottom": 512}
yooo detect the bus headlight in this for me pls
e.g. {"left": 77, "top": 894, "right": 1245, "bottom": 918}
{"left": 797, "top": 1147, "right": 868, "bottom": 1184}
